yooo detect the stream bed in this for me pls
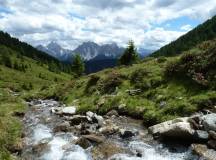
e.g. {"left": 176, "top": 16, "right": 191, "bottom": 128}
{"left": 21, "top": 100, "right": 198, "bottom": 160}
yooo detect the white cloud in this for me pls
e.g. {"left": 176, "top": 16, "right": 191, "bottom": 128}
{"left": 180, "top": 24, "right": 193, "bottom": 31}
{"left": 0, "top": 0, "right": 216, "bottom": 50}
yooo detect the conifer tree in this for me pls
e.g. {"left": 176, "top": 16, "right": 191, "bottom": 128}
{"left": 72, "top": 54, "right": 85, "bottom": 76}
{"left": 119, "top": 40, "right": 139, "bottom": 65}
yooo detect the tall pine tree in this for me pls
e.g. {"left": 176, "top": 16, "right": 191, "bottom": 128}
{"left": 119, "top": 40, "right": 139, "bottom": 65}
{"left": 72, "top": 54, "right": 85, "bottom": 76}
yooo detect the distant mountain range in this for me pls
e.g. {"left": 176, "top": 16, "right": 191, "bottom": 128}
{"left": 37, "top": 41, "right": 154, "bottom": 61}
{"left": 37, "top": 41, "right": 125, "bottom": 62}
{"left": 36, "top": 41, "right": 154, "bottom": 73}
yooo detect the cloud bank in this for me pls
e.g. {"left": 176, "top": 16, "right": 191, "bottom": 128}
{"left": 0, "top": 0, "right": 216, "bottom": 50}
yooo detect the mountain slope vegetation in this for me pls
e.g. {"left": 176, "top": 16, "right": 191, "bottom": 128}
{"left": 0, "top": 39, "right": 71, "bottom": 159}
{"left": 152, "top": 15, "right": 216, "bottom": 57}
{"left": 47, "top": 39, "right": 216, "bottom": 127}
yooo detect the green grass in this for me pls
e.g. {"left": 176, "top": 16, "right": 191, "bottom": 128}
{"left": 49, "top": 40, "right": 216, "bottom": 127}
{"left": 0, "top": 46, "right": 71, "bottom": 159}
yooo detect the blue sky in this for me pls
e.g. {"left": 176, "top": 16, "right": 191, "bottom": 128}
{"left": 0, "top": 0, "right": 216, "bottom": 50}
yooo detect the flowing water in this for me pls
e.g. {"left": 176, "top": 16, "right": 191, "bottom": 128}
{"left": 21, "top": 100, "right": 198, "bottom": 160}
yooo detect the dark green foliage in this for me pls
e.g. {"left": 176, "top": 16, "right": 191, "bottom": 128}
{"left": 0, "top": 31, "right": 73, "bottom": 73}
{"left": 2, "top": 54, "right": 12, "bottom": 68}
{"left": 152, "top": 15, "right": 216, "bottom": 57}
{"left": 165, "top": 47, "right": 216, "bottom": 88}
{"left": 98, "top": 72, "right": 123, "bottom": 94}
{"left": 156, "top": 56, "right": 167, "bottom": 63}
{"left": 85, "top": 74, "right": 100, "bottom": 93}
{"left": 72, "top": 54, "right": 85, "bottom": 76}
{"left": 130, "top": 68, "right": 151, "bottom": 90}
{"left": 119, "top": 40, "right": 139, "bottom": 65}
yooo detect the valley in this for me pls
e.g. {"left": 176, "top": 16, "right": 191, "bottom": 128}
{"left": 0, "top": 4, "right": 216, "bottom": 160}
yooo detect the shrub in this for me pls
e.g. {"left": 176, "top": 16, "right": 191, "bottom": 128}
{"left": 85, "top": 74, "right": 100, "bottom": 94}
{"left": 98, "top": 72, "right": 123, "bottom": 94}
{"left": 156, "top": 56, "right": 167, "bottom": 63}
{"left": 130, "top": 68, "right": 151, "bottom": 90}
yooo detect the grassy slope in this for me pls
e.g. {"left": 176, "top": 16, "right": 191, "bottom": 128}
{"left": 49, "top": 39, "right": 216, "bottom": 127}
{"left": 0, "top": 46, "right": 71, "bottom": 159}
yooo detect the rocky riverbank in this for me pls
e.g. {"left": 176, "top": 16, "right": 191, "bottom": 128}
{"left": 148, "top": 112, "right": 216, "bottom": 160}
{"left": 20, "top": 99, "right": 202, "bottom": 159}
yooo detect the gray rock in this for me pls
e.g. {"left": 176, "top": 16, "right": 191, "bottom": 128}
{"left": 209, "top": 130, "right": 216, "bottom": 140}
{"left": 148, "top": 117, "right": 195, "bottom": 139}
{"left": 83, "top": 134, "right": 105, "bottom": 143}
{"left": 192, "top": 144, "right": 216, "bottom": 160}
{"left": 53, "top": 121, "right": 70, "bottom": 133}
{"left": 75, "top": 137, "right": 92, "bottom": 149}
{"left": 62, "top": 106, "right": 76, "bottom": 115}
{"left": 193, "top": 130, "right": 209, "bottom": 142}
{"left": 86, "top": 111, "right": 94, "bottom": 121}
{"left": 32, "top": 138, "right": 51, "bottom": 154}
{"left": 119, "top": 129, "right": 136, "bottom": 139}
{"left": 208, "top": 140, "right": 216, "bottom": 150}
{"left": 202, "top": 113, "right": 216, "bottom": 131}
{"left": 126, "top": 89, "right": 142, "bottom": 96}
{"left": 99, "top": 124, "right": 119, "bottom": 135}
{"left": 69, "top": 115, "right": 88, "bottom": 126}
{"left": 94, "top": 115, "right": 105, "bottom": 127}
{"left": 106, "top": 110, "right": 119, "bottom": 117}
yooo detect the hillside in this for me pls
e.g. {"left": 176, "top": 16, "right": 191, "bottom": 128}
{"left": 0, "top": 44, "right": 71, "bottom": 159}
{"left": 0, "top": 31, "right": 73, "bottom": 73}
{"left": 152, "top": 15, "right": 216, "bottom": 57}
{"left": 47, "top": 39, "right": 216, "bottom": 127}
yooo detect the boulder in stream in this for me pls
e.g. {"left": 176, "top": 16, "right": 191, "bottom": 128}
{"left": 119, "top": 129, "right": 136, "bottom": 139}
{"left": 75, "top": 137, "right": 92, "bottom": 149}
{"left": 202, "top": 113, "right": 216, "bottom": 132}
{"left": 148, "top": 117, "right": 195, "bottom": 139}
{"left": 53, "top": 121, "right": 70, "bottom": 133}
{"left": 192, "top": 144, "right": 216, "bottom": 160}
{"left": 82, "top": 134, "right": 105, "bottom": 144}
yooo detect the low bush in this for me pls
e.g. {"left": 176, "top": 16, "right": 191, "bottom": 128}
{"left": 98, "top": 72, "right": 124, "bottom": 94}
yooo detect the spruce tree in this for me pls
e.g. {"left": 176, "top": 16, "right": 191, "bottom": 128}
{"left": 119, "top": 40, "right": 139, "bottom": 65}
{"left": 72, "top": 54, "right": 85, "bottom": 76}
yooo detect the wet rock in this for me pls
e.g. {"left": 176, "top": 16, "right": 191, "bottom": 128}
{"left": 119, "top": 129, "right": 136, "bottom": 139}
{"left": 92, "top": 141, "right": 124, "bottom": 159}
{"left": 188, "top": 117, "right": 200, "bottom": 130}
{"left": 202, "top": 113, "right": 216, "bottom": 131}
{"left": 193, "top": 130, "right": 209, "bottom": 142}
{"left": 13, "top": 111, "right": 25, "bottom": 118}
{"left": 83, "top": 134, "right": 105, "bottom": 143}
{"left": 99, "top": 124, "right": 119, "bottom": 135}
{"left": 94, "top": 115, "right": 105, "bottom": 126}
{"left": 62, "top": 106, "right": 76, "bottom": 115}
{"left": 75, "top": 137, "right": 92, "bottom": 149}
{"left": 106, "top": 110, "right": 119, "bottom": 117}
{"left": 68, "top": 115, "right": 88, "bottom": 126}
{"left": 53, "top": 121, "right": 70, "bottom": 133}
{"left": 209, "top": 130, "right": 216, "bottom": 140}
{"left": 208, "top": 140, "right": 216, "bottom": 150}
{"left": 86, "top": 111, "right": 94, "bottom": 121}
{"left": 192, "top": 144, "right": 216, "bottom": 160}
{"left": 32, "top": 139, "right": 50, "bottom": 154}
{"left": 148, "top": 117, "right": 194, "bottom": 139}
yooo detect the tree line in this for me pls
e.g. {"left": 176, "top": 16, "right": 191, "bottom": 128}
{"left": 152, "top": 15, "right": 216, "bottom": 57}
